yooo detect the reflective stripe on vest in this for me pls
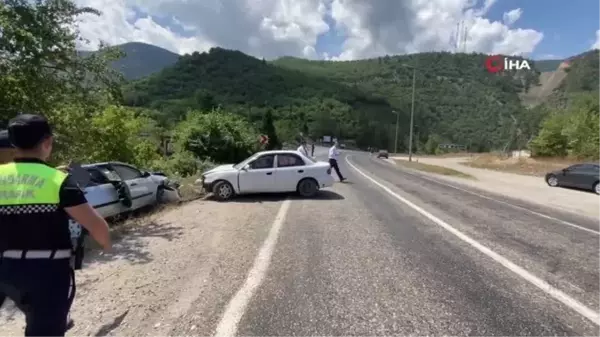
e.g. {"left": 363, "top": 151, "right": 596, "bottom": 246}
{"left": 0, "top": 163, "right": 67, "bottom": 205}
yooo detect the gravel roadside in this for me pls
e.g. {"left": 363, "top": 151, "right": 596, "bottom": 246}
{"left": 392, "top": 156, "right": 599, "bottom": 219}
{"left": 0, "top": 198, "right": 284, "bottom": 336}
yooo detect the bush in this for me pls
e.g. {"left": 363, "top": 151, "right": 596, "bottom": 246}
{"left": 173, "top": 109, "right": 258, "bottom": 163}
{"left": 151, "top": 150, "right": 199, "bottom": 177}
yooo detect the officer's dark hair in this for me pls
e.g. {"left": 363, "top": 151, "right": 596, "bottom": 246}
{"left": 7, "top": 114, "right": 53, "bottom": 150}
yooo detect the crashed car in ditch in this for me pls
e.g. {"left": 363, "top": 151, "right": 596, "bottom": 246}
{"left": 67, "top": 161, "right": 181, "bottom": 268}
{"left": 69, "top": 161, "right": 181, "bottom": 217}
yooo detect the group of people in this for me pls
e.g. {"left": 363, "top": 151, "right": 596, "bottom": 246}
{"left": 297, "top": 140, "right": 345, "bottom": 182}
{"left": 0, "top": 114, "right": 111, "bottom": 336}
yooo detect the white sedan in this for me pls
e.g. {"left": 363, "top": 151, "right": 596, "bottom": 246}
{"left": 72, "top": 161, "right": 179, "bottom": 218}
{"left": 197, "top": 150, "right": 334, "bottom": 200}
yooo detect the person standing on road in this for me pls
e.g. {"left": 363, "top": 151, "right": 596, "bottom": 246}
{"left": 0, "top": 130, "right": 15, "bottom": 164}
{"left": 311, "top": 143, "right": 315, "bottom": 157}
{"left": 0, "top": 114, "right": 112, "bottom": 336}
{"left": 328, "top": 141, "right": 345, "bottom": 182}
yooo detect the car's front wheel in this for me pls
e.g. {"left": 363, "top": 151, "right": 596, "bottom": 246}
{"left": 297, "top": 178, "right": 318, "bottom": 198}
{"left": 594, "top": 182, "right": 600, "bottom": 195}
{"left": 546, "top": 174, "right": 559, "bottom": 187}
{"left": 213, "top": 181, "right": 235, "bottom": 201}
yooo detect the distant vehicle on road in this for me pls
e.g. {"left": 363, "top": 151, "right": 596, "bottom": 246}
{"left": 545, "top": 163, "right": 600, "bottom": 194}
{"left": 197, "top": 150, "right": 334, "bottom": 201}
{"left": 377, "top": 150, "right": 389, "bottom": 159}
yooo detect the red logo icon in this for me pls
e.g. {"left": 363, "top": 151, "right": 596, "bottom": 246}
{"left": 485, "top": 55, "right": 504, "bottom": 73}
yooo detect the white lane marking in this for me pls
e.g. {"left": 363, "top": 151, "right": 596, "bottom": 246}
{"left": 214, "top": 199, "right": 292, "bottom": 337}
{"left": 346, "top": 155, "right": 600, "bottom": 326}
{"left": 377, "top": 158, "right": 600, "bottom": 235}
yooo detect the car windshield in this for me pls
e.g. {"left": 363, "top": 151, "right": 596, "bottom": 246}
{"left": 233, "top": 154, "right": 259, "bottom": 170}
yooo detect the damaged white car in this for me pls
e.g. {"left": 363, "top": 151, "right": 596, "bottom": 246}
{"left": 196, "top": 150, "right": 334, "bottom": 201}
{"left": 68, "top": 161, "right": 181, "bottom": 218}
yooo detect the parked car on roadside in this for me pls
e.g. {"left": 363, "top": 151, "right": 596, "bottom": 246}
{"left": 377, "top": 150, "right": 389, "bottom": 159}
{"left": 196, "top": 150, "right": 334, "bottom": 201}
{"left": 72, "top": 161, "right": 180, "bottom": 218}
{"left": 545, "top": 163, "right": 600, "bottom": 194}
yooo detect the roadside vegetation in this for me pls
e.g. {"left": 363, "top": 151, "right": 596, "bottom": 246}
{"left": 463, "top": 154, "right": 583, "bottom": 177}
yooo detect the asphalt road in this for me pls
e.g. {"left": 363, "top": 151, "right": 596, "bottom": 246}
{"left": 232, "top": 150, "right": 600, "bottom": 336}
{"left": 2, "top": 149, "right": 597, "bottom": 336}
{"left": 161, "top": 149, "right": 600, "bottom": 337}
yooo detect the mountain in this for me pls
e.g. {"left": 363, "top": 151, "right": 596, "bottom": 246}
{"left": 533, "top": 59, "right": 563, "bottom": 72}
{"left": 123, "top": 47, "right": 540, "bottom": 152}
{"left": 80, "top": 42, "right": 180, "bottom": 80}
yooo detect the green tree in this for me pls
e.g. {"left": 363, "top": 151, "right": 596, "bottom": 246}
{"left": 173, "top": 109, "right": 257, "bottom": 163}
{"left": 424, "top": 134, "right": 441, "bottom": 154}
{"left": 261, "top": 109, "right": 280, "bottom": 150}
{"left": 529, "top": 114, "right": 568, "bottom": 157}
{"left": 0, "top": 0, "right": 124, "bottom": 124}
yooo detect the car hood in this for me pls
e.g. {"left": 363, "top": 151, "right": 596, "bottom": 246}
{"left": 204, "top": 164, "right": 236, "bottom": 175}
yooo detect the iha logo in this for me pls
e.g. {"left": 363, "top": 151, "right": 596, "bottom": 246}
{"left": 485, "top": 55, "right": 531, "bottom": 73}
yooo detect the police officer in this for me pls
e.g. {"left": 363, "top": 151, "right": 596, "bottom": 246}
{"left": 0, "top": 130, "right": 15, "bottom": 164}
{"left": 0, "top": 114, "right": 111, "bottom": 336}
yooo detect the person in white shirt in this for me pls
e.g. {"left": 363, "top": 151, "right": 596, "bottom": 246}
{"left": 297, "top": 141, "right": 308, "bottom": 157}
{"left": 328, "top": 141, "right": 345, "bottom": 182}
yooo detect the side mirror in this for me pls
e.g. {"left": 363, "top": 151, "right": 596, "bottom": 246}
{"left": 141, "top": 171, "right": 151, "bottom": 177}
{"left": 241, "top": 164, "right": 250, "bottom": 171}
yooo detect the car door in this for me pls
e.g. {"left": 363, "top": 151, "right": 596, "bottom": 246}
{"left": 83, "top": 167, "right": 126, "bottom": 218}
{"left": 576, "top": 164, "right": 600, "bottom": 189}
{"left": 110, "top": 164, "right": 154, "bottom": 209}
{"left": 275, "top": 153, "right": 307, "bottom": 192}
{"left": 559, "top": 164, "right": 585, "bottom": 188}
{"left": 238, "top": 154, "right": 276, "bottom": 193}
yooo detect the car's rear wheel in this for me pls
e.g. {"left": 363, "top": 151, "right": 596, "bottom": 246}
{"left": 213, "top": 181, "right": 234, "bottom": 201}
{"left": 546, "top": 174, "right": 559, "bottom": 187}
{"left": 594, "top": 182, "right": 600, "bottom": 195}
{"left": 297, "top": 178, "right": 318, "bottom": 198}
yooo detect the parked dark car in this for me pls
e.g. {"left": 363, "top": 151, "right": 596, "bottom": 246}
{"left": 545, "top": 163, "right": 600, "bottom": 194}
{"left": 377, "top": 150, "right": 389, "bottom": 159}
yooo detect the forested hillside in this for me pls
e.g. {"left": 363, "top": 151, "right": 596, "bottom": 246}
{"left": 123, "top": 48, "right": 395, "bottom": 148}
{"left": 528, "top": 49, "right": 599, "bottom": 159}
{"left": 124, "top": 48, "right": 540, "bottom": 152}
{"left": 2, "top": 0, "right": 597, "bottom": 184}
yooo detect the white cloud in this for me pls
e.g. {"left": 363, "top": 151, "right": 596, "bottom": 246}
{"left": 502, "top": 8, "right": 522, "bottom": 26}
{"left": 592, "top": 29, "right": 600, "bottom": 49}
{"left": 73, "top": 0, "right": 544, "bottom": 61}
{"left": 330, "top": 0, "right": 543, "bottom": 60}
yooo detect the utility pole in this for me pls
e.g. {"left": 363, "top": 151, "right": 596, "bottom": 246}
{"left": 408, "top": 66, "right": 416, "bottom": 162}
{"left": 392, "top": 110, "right": 399, "bottom": 154}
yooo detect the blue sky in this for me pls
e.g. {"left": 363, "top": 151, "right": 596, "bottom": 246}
{"left": 490, "top": 0, "right": 599, "bottom": 59}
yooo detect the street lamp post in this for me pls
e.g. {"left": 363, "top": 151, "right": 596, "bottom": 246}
{"left": 392, "top": 110, "right": 399, "bottom": 154}
{"left": 408, "top": 66, "right": 416, "bottom": 162}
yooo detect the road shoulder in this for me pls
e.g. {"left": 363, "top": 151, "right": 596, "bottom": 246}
{"left": 391, "top": 156, "right": 599, "bottom": 219}
{"left": 0, "top": 198, "right": 284, "bottom": 336}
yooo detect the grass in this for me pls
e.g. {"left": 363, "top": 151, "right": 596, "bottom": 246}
{"left": 394, "top": 159, "right": 475, "bottom": 179}
{"left": 464, "top": 153, "right": 585, "bottom": 177}
{"left": 177, "top": 174, "right": 205, "bottom": 201}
